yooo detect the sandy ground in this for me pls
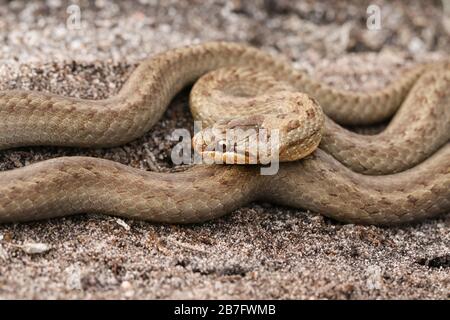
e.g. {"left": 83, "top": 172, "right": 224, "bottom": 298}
{"left": 0, "top": 0, "right": 449, "bottom": 299}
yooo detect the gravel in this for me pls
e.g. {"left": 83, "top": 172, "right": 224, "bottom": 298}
{"left": 0, "top": 0, "right": 449, "bottom": 299}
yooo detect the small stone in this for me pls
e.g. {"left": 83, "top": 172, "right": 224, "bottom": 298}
{"left": 120, "top": 281, "right": 135, "bottom": 298}
{"left": 20, "top": 242, "right": 51, "bottom": 254}
{"left": 115, "top": 218, "right": 131, "bottom": 231}
{"left": 120, "top": 281, "right": 132, "bottom": 290}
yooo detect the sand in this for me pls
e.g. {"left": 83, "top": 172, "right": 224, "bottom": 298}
{"left": 0, "top": 0, "right": 449, "bottom": 299}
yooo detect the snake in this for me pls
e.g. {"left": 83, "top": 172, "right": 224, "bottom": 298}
{"left": 0, "top": 42, "right": 449, "bottom": 225}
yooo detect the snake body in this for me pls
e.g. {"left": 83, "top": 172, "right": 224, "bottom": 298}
{"left": 0, "top": 42, "right": 449, "bottom": 224}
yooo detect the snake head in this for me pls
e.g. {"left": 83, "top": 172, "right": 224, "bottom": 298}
{"left": 192, "top": 115, "right": 276, "bottom": 164}
{"left": 192, "top": 92, "right": 324, "bottom": 165}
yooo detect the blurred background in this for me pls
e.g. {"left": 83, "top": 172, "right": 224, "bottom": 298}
{"left": 0, "top": 0, "right": 449, "bottom": 66}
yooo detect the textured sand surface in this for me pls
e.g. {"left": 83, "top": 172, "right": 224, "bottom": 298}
{"left": 0, "top": 0, "right": 449, "bottom": 299}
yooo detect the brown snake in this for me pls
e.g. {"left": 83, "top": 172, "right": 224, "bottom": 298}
{"left": 0, "top": 42, "right": 449, "bottom": 225}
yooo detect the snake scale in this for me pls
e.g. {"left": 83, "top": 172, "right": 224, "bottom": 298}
{"left": 0, "top": 42, "right": 449, "bottom": 225}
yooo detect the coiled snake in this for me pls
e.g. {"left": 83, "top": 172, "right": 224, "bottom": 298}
{"left": 0, "top": 42, "right": 449, "bottom": 225}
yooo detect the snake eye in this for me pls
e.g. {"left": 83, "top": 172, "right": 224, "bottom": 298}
{"left": 217, "top": 140, "right": 227, "bottom": 153}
